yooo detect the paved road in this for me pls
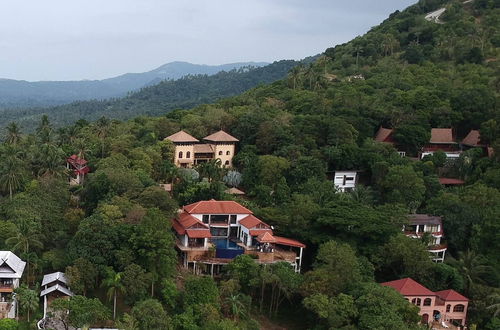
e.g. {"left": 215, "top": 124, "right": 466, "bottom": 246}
{"left": 425, "top": 7, "right": 446, "bottom": 23}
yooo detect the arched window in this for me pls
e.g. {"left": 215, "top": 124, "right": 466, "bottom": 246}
{"left": 453, "top": 304, "right": 465, "bottom": 313}
{"left": 225, "top": 160, "right": 230, "bottom": 166}
{"left": 423, "top": 298, "right": 432, "bottom": 306}
{"left": 446, "top": 304, "right": 451, "bottom": 312}
{"left": 226, "top": 151, "right": 230, "bottom": 155}
{"left": 178, "top": 151, "right": 183, "bottom": 159}
{"left": 411, "top": 298, "right": 421, "bottom": 306}
{"left": 186, "top": 151, "right": 191, "bottom": 158}
{"left": 219, "top": 151, "right": 223, "bottom": 155}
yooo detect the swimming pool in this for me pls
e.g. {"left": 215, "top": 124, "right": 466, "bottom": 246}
{"left": 211, "top": 238, "right": 243, "bottom": 250}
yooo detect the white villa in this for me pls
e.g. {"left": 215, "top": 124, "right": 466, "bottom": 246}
{"left": 0, "top": 251, "right": 26, "bottom": 319}
{"left": 333, "top": 171, "right": 359, "bottom": 192}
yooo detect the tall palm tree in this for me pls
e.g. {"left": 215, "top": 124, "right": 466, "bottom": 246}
{"left": 15, "top": 284, "right": 39, "bottom": 322}
{"left": 101, "top": 269, "right": 125, "bottom": 320}
{"left": 224, "top": 293, "right": 248, "bottom": 321}
{"left": 5, "top": 122, "right": 22, "bottom": 145}
{"left": 6, "top": 219, "right": 43, "bottom": 285}
{"left": 95, "top": 116, "right": 111, "bottom": 158}
{"left": 0, "top": 154, "right": 24, "bottom": 199}
{"left": 449, "top": 250, "right": 493, "bottom": 296}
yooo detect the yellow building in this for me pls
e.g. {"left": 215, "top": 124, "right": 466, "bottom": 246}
{"left": 165, "top": 130, "right": 238, "bottom": 168}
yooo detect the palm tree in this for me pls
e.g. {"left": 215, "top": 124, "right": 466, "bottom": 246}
{"left": 0, "top": 153, "right": 24, "bottom": 199}
{"left": 5, "top": 122, "right": 22, "bottom": 145}
{"left": 224, "top": 293, "right": 248, "bottom": 321}
{"left": 449, "top": 250, "right": 493, "bottom": 296}
{"left": 101, "top": 269, "right": 125, "bottom": 320}
{"left": 95, "top": 116, "right": 111, "bottom": 158}
{"left": 486, "top": 291, "right": 500, "bottom": 317}
{"left": 197, "top": 159, "right": 224, "bottom": 182}
{"left": 6, "top": 219, "right": 43, "bottom": 285}
{"left": 15, "top": 284, "right": 39, "bottom": 322}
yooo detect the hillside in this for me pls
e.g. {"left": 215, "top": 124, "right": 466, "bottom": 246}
{"left": 0, "top": 60, "right": 300, "bottom": 131}
{"left": 0, "top": 61, "right": 268, "bottom": 108}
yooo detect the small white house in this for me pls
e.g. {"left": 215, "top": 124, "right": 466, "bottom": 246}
{"left": 0, "top": 251, "right": 26, "bottom": 319}
{"left": 40, "top": 272, "right": 74, "bottom": 318}
{"left": 333, "top": 171, "right": 358, "bottom": 192}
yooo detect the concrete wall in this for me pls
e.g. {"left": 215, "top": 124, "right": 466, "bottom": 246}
{"left": 211, "top": 143, "right": 236, "bottom": 167}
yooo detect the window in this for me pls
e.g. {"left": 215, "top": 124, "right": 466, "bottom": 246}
{"left": 230, "top": 215, "right": 237, "bottom": 224}
{"left": 186, "top": 151, "right": 191, "bottom": 158}
{"left": 178, "top": 151, "right": 183, "bottom": 158}
{"left": 226, "top": 151, "right": 230, "bottom": 155}
{"left": 446, "top": 304, "right": 451, "bottom": 312}
{"left": 411, "top": 298, "right": 421, "bottom": 306}
{"left": 423, "top": 298, "right": 432, "bottom": 306}
{"left": 202, "top": 215, "right": 209, "bottom": 224}
{"left": 225, "top": 160, "right": 230, "bottom": 166}
{"left": 219, "top": 151, "right": 223, "bottom": 155}
{"left": 453, "top": 304, "right": 465, "bottom": 313}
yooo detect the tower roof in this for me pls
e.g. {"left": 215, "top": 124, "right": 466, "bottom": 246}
{"left": 165, "top": 130, "right": 199, "bottom": 143}
{"left": 203, "top": 130, "right": 239, "bottom": 142}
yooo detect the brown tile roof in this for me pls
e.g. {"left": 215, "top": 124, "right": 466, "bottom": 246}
{"left": 374, "top": 127, "right": 394, "bottom": 143}
{"left": 435, "top": 289, "right": 468, "bottom": 301}
{"left": 381, "top": 278, "right": 435, "bottom": 296}
{"left": 184, "top": 200, "right": 253, "bottom": 214}
{"left": 239, "top": 215, "right": 264, "bottom": 229}
{"left": 461, "top": 130, "right": 482, "bottom": 147}
{"left": 256, "top": 232, "right": 276, "bottom": 243}
{"left": 193, "top": 144, "right": 214, "bottom": 153}
{"left": 186, "top": 229, "right": 212, "bottom": 238}
{"left": 439, "top": 178, "right": 465, "bottom": 185}
{"left": 225, "top": 187, "right": 245, "bottom": 195}
{"left": 249, "top": 229, "right": 273, "bottom": 236}
{"left": 273, "top": 236, "right": 306, "bottom": 248}
{"left": 408, "top": 214, "right": 442, "bottom": 226}
{"left": 204, "top": 130, "right": 239, "bottom": 142}
{"left": 165, "top": 130, "right": 199, "bottom": 143}
{"left": 430, "top": 128, "right": 456, "bottom": 144}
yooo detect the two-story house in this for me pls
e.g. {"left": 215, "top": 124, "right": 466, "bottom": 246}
{"left": 404, "top": 214, "right": 447, "bottom": 262}
{"left": 66, "top": 155, "right": 90, "bottom": 185}
{"left": 333, "top": 171, "right": 359, "bottom": 192}
{"left": 171, "top": 200, "right": 305, "bottom": 274}
{"left": 165, "top": 130, "right": 238, "bottom": 168}
{"left": 382, "top": 278, "right": 468, "bottom": 328}
{"left": 0, "top": 251, "right": 26, "bottom": 319}
{"left": 421, "top": 128, "right": 461, "bottom": 159}
{"left": 40, "top": 272, "right": 74, "bottom": 319}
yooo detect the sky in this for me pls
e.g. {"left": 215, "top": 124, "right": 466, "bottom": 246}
{"left": 0, "top": 0, "right": 417, "bottom": 81}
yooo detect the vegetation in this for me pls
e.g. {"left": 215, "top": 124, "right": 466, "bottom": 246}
{"left": 0, "top": 0, "right": 499, "bottom": 329}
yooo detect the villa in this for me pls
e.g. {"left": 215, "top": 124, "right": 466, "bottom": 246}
{"left": 381, "top": 278, "right": 468, "bottom": 329}
{"left": 421, "top": 128, "right": 461, "bottom": 159}
{"left": 165, "top": 130, "right": 238, "bottom": 168}
{"left": 374, "top": 127, "right": 406, "bottom": 156}
{"left": 404, "top": 214, "right": 447, "bottom": 262}
{"left": 171, "top": 200, "right": 305, "bottom": 274}
{"left": 66, "top": 154, "right": 90, "bottom": 185}
{"left": 0, "top": 251, "right": 26, "bottom": 319}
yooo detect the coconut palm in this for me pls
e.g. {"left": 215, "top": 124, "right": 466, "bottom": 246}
{"left": 224, "top": 293, "right": 248, "bottom": 321}
{"left": 95, "top": 116, "right": 111, "bottom": 158}
{"left": 5, "top": 122, "right": 22, "bottom": 145}
{"left": 449, "top": 250, "right": 493, "bottom": 296}
{"left": 15, "top": 284, "right": 39, "bottom": 322}
{"left": 0, "top": 153, "right": 25, "bottom": 199}
{"left": 101, "top": 269, "right": 125, "bottom": 320}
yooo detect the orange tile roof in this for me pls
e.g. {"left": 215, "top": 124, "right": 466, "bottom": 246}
{"left": 178, "top": 212, "right": 202, "bottom": 228}
{"left": 273, "top": 236, "right": 306, "bottom": 248}
{"left": 435, "top": 289, "right": 468, "bottom": 301}
{"left": 256, "top": 232, "right": 276, "bottom": 243}
{"left": 374, "top": 127, "right": 394, "bottom": 143}
{"left": 186, "top": 229, "right": 212, "bottom": 239}
{"left": 239, "top": 215, "right": 263, "bottom": 229}
{"left": 203, "top": 130, "right": 239, "bottom": 142}
{"left": 165, "top": 130, "right": 199, "bottom": 143}
{"left": 249, "top": 229, "right": 273, "bottom": 236}
{"left": 439, "top": 178, "right": 465, "bottom": 185}
{"left": 461, "top": 130, "right": 482, "bottom": 147}
{"left": 171, "top": 219, "right": 186, "bottom": 235}
{"left": 381, "top": 278, "right": 435, "bottom": 296}
{"left": 430, "top": 128, "right": 456, "bottom": 144}
{"left": 184, "top": 200, "right": 253, "bottom": 214}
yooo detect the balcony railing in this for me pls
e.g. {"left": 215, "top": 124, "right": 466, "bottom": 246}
{"left": 428, "top": 244, "right": 447, "bottom": 251}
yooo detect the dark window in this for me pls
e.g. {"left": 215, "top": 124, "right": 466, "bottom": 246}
{"left": 226, "top": 151, "right": 230, "bottom": 155}
{"left": 411, "top": 298, "right": 421, "bottom": 306}
{"left": 446, "top": 304, "right": 451, "bottom": 312}
{"left": 178, "top": 151, "right": 183, "bottom": 158}
{"left": 225, "top": 160, "right": 230, "bottom": 165}
{"left": 219, "top": 151, "right": 223, "bottom": 155}
{"left": 210, "top": 227, "right": 228, "bottom": 237}
{"left": 230, "top": 215, "right": 237, "bottom": 224}
{"left": 453, "top": 304, "right": 465, "bottom": 313}
{"left": 423, "top": 298, "right": 432, "bottom": 306}
{"left": 186, "top": 151, "right": 191, "bottom": 158}
{"left": 202, "top": 215, "right": 209, "bottom": 224}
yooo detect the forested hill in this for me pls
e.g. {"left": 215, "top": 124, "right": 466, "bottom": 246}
{"left": 0, "top": 60, "right": 301, "bottom": 132}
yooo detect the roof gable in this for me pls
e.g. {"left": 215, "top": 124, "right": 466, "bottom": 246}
{"left": 435, "top": 289, "right": 468, "bottom": 301}
{"left": 430, "top": 128, "right": 455, "bottom": 144}
{"left": 239, "top": 215, "right": 264, "bottom": 229}
{"left": 374, "top": 127, "right": 394, "bottom": 143}
{"left": 203, "top": 130, "right": 239, "bottom": 142}
{"left": 184, "top": 200, "right": 253, "bottom": 215}
{"left": 165, "top": 130, "right": 199, "bottom": 143}
{"left": 462, "top": 130, "right": 483, "bottom": 147}
{"left": 42, "top": 272, "right": 68, "bottom": 286}
{"left": 381, "top": 278, "right": 435, "bottom": 296}
{"left": 0, "top": 251, "right": 26, "bottom": 278}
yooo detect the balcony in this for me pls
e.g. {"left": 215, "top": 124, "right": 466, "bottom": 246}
{"left": 428, "top": 244, "right": 447, "bottom": 252}
{"left": 0, "top": 284, "right": 13, "bottom": 293}
{"left": 175, "top": 239, "right": 210, "bottom": 251}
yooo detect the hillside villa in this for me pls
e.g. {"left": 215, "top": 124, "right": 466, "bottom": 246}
{"left": 421, "top": 128, "right": 461, "bottom": 159}
{"left": 404, "top": 214, "right": 447, "bottom": 262}
{"left": 381, "top": 278, "right": 468, "bottom": 329}
{"left": 66, "top": 154, "right": 90, "bottom": 185}
{"left": 0, "top": 251, "right": 26, "bottom": 319}
{"left": 40, "top": 272, "right": 74, "bottom": 319}
{"left": 374, "top": 127, "right": 407, "bottom": 156}
{"left": 165, "top": 130, "right": 238, "bottom": 168}
{"left": 171, "top": 200, "right": 305, "bottom": 274}
{"left": 333, "top": 171, "right": 359, "bottom": 192}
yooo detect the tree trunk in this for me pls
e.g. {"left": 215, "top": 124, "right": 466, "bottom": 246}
{"left": 113, "top": 291, "right": 117, "bottom": 320}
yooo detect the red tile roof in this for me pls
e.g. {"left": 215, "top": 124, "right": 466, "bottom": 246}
{"left": 435, "top": 289, "right": 469, "bottom": 301}
{"left": 430, "top": 128, "right": 456, "bottom": 144}
{"left": 381, "top": 278, "right": 435, "bottom": 296}
{"left": 273, "top": 236, "right": 306, "bottom": 248}
{"left": 461, "top": 130, "right": 482, "bottom": 147}
{"left": 439, "top": 178, "right": 465, "bottom": 185}
{"left": 239, "top": 215, "right": 263, "bottom": 229}
{"left": 256, "top": 232, "right": 276, "bottom": 243}
{"left": 165, "top": 130, "right": 199, "bottom": 143}
{"left": 178, "top": 212, "right": 202, "bottom": 228}
{"left": 203, "top": 130, "right": 239, "bottom": 142}
{"left": 67, "top": 155, "right": 88, "bottom": 166}
{"left": 184, "top": 200, "right": 253, "bottom": 214}
{"left": 374, "top": 127, "right": 394, "bottom": 143}
{"left": 171, "top": 219, "right": 186, "bottom": 235}
{"left": 186, "top": 229, "right": 212, "bottom": 239}
{"left": 249, "top": 229, "right": 273, "bottom": 236}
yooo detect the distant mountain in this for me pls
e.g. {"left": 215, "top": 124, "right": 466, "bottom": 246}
{"left": 0, "top": 60, "right": 302, "bottom": 131}
{"left": 0, "top": 61, "right": 268, "bottom": 108}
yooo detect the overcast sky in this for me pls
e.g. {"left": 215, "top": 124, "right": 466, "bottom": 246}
{"left": 0, "top": 0, "right": 416, "bottom": 81}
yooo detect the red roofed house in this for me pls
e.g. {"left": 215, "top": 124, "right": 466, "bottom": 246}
{"left": 404, "top": 214, "right": 447, "bottom": 262}
{"left": 381, "top": 278, "right": 468, "bottom": 328}
{"left": 461, "top": 129, "right": 492, "bottom": 157}
{"left": 165, "top": 130, "right": 238, "bottom": 168}
{"left": 172, "top": 200, "right": 305, "bottom": 274}
{"left": 66, "top": 155, "right": 90, "bottom": 185}
{"left": 374, "top": 127, "right": 406, "bottom": 157}
{"left": 421, "top": 128, "right": 461, "bottom": 159}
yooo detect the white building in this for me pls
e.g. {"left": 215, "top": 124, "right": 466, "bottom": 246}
{"left": 333, "top": 171, "right": 359, "bottom": 192}
{"left": 0, "top": 251, "right": 26, "bottom": 319}
{"left": 404, "top": 214, "right": 447, "bottom": 263}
